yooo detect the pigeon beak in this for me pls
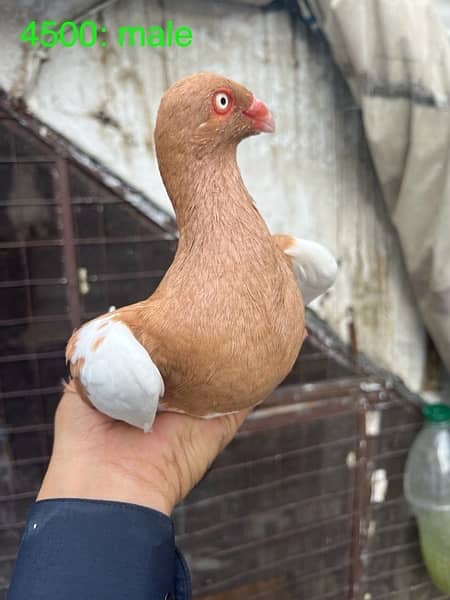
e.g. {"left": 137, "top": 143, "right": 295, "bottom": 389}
{"left": 243, "top": 96, "right": 275, "bottom": 133}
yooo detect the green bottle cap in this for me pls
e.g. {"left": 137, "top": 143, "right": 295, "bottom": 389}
{"left": 422, "top": 403, "right": 450, "bottom": 423}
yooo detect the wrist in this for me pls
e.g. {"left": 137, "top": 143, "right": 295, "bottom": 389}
{"left": 38, "top": 456, "right": 174, "bottom": 516}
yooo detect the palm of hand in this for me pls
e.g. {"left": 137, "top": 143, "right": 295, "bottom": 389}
{"left": 38, "top": 387, "right": 249, "bottom": 515}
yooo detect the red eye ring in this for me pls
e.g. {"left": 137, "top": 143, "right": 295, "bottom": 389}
{"left": 212, "top": 89, "right": 233, "bottom": 115}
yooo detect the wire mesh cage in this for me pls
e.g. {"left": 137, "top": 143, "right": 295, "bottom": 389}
{"left": 0, "top": 101, "right": 448, "bottom": 600}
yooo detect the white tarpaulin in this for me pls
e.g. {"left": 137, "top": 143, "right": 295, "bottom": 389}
{"left": 298, "top": 0, "right": 450, "bottom": 372}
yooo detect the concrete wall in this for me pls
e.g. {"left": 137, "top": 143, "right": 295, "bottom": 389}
{"left": 0, "top": 0, "right": 426, "bottom": 390}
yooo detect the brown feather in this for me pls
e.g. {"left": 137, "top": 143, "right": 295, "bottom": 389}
{"left": 66, "top": 73, "right": 305, "bottom": 417}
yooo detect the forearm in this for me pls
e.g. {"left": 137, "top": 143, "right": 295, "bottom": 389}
{"left": 7, "top": 498, "right": 191, "bottom": 600}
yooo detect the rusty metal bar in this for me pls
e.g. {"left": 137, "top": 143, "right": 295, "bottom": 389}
{"left": 0, "top": 197, "right": 123, "bottom": 207}
{"left": 370, "top": 496, "right": 406, "bottom": 511}
{"left": 70, "top": 197, "right": 122, "bottom": 205}
{"left": 0, "top": 240, "right": 64, "bottom": 249}
{"left": 0, "top": 555, "right": 19, "bottom": 564}
{"left": 0, "top": 314, "right": 69, "bottom": 327}
{"left": 375, "top": 578, "right": 439, "bottom": 600}
{"left": 0, "top": 233, "right": 172, "bottom": 249}
{"left": 371, "top": 422, "right": 421, "bottom": 436}
{"left": 0, "top": 199, "right": 57, "bottom": 207}
{"left": 308, "top": 589, "right": 351, "bottom": 600}
{"left": 362, "top": 561, "right": 429, "bottom": 583}
{"left": 266, "top": 377, "right": 372, "bottom": 408}
{"left": 0, "top": 521, "right": 26, "bottom": 532}
{"left": 248, "top": 564, "right": 352, "bottom": 600}
{"left": 96, "top": 197, "right": 109, "bottom": 307}
{"left": 0, "top": 385, "right": 62, "bottom": 399}
{"left": 0, "top": 269, "right": 165, "bottom": 289}
{"left": 0, "top": 350, "right": 65, "bottom": 364}
{"left": 0, "top": 278, "right": 67, "bottom": 289}
{"left": 55, "top": 156, "right": 81, "bottom": 329}
{"left": 177, "top": 488, "right": 352, "bottom": 541}
{"left": 198, "top": 540, "right": 352, "bottom": 595}
{"left": 305, "top": 311, "right": 365, "bottom": 376}
{"left": 0, "top": 423, "right": 52, "bottom": 435}
{"left": 0, "top": 491, "right": 37, "bottom": 503}
{"left": 0, "top": 113, "right": 55, "bottom": 155}
{"left": 252, "top": 586, "right": 350, "bottom": 600}
{"left": 186, "top": 463, "right": 352, "bottom": 509}
{"left": 211, "top": 435, "right": 357, "bottom": 475}
{"left": 211, "top": 512, "right": 353, "bottom": 558}
{"left": 347, "top": 307, "right": 358, "bottom": 360}
{"left": 245, "top": 391, "right": 358, "bottom": 432}
{"left": 349, "top": 396, "right": 369, "bottom": 600}
{"left": 370, "top": 540, "right": 420, "bottom": 557}
{"left": 301, "top": 587, "right": 351, "bottom": 600}
{"left": 273, "top": 380, "right": 360, "bottom": 404}
{"left": 15, "top": 230, "right": 46, "bottom": 448}
{"left": 76, "top": 234, "right": 172, "bottom": 244}
{"left": 86, "top": 270, "right": 164, "bottom": 283}
{"left": 255, "top": 565, "right": 352, "bottom": 595}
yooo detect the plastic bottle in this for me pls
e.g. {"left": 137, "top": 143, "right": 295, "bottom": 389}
{"left": 404, "top": 403, "right": 450, "bottom": 594}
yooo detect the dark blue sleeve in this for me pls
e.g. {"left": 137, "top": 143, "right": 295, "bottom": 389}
{"left": 7, "top": 499, "right": 191, "bottom": 600}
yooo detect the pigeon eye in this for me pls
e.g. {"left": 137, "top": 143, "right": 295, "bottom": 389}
{"left": 213, "top": 91, "right": 232, "bottom": 114}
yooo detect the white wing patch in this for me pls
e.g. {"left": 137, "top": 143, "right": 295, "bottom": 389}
{"left": 70, "top": 316, "right": 164, "bottom": 432}
{"left": 285, "top": 238, "right": 338, "bottom": 304}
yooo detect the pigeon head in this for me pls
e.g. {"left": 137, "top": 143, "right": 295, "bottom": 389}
{"left": 155, "top": 73, "right": 275, "bottom": 162}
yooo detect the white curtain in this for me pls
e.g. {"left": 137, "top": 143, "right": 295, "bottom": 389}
{"left": 239, "top": 0, "right": 450, "bottom": 373}
{"left": 299, "top": 0, "right": 450, "bottom": 372}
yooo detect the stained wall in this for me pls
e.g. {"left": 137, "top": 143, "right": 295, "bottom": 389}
{"left": 0, "top": 0, "right": 426, "bottom": 390}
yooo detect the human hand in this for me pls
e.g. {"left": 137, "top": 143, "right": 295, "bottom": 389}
{"left": 38, "top": 384, "right": 249, "bottom": 515}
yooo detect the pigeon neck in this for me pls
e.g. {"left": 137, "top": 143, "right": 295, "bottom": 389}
{"left": 161, "top": 145, "right": 263, "bottom": 243}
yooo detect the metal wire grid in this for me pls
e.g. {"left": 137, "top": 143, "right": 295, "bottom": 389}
{"left": 0, "top": 104, "right": 448, "bottom": 600}
{"left": 0, "top": 111, "right": 177, "bottom": 595}
{"left": 179, "top": 392, "right": 359, "bottom": 600}
{"left": 0, "top": 107, "right": 355, "bottom": 596}
{"left": 176, "top": 385, "right": 449, "bottom": 600}
{"left": 360, "top": 398, "right": 450, "bottom": 600}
